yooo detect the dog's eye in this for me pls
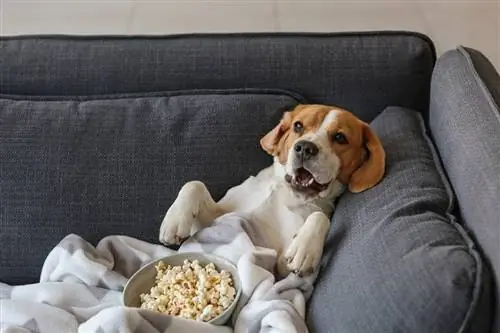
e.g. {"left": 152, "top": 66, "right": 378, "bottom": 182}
{"left": 333, "top": 132, "right": 348, "bottom": 144}
{"left": 293, "top": 121, "right": 304, "bottom": 134}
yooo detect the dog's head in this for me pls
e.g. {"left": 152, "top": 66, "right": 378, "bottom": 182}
{"left": 260, "top": 104, "right": 385, "bottom": 197}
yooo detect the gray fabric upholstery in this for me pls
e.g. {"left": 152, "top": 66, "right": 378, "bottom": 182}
{"left": 4, "top": 33, "right": 498, "bottom": 331}
{"left": 0, "top": 90, "right": 301, "bottom": 284}
{"left": 0, "top": 32, "right": 435, "bottom": 122}
{"left": 307, "top": 107, "right": 492, "bottom": 333}
{"left": 429, "top": 46, "right": 500, "bottom": 333}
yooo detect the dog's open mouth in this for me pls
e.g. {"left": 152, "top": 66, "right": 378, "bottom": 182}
{"left": 285, "top": 168, "right": 329, "bottom": 193}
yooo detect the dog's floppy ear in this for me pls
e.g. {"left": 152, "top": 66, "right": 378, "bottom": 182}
{"left": 260, "top": 112, "right": 292, "bottom": 156}
{"left": 348, "top": 124, "right": 386, "bottom": 193}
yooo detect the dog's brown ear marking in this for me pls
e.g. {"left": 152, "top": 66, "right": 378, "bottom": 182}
{"left": 260, "top": 112, "right": 292, "bottom": 156}
{"left": 348, "top": 124, "right": 386, "bottom": 193}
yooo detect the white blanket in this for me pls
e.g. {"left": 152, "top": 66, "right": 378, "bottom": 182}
{"left": 0, "top": 213, "right": 317, "bottom": 333}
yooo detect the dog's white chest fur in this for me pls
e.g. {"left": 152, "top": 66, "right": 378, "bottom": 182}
{"left": 219, "top": 166, "right": 324, "bottom": 252}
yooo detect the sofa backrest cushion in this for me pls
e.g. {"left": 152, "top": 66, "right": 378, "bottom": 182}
{"left": 0, "top": 90, "right": 300, "bottom": 284}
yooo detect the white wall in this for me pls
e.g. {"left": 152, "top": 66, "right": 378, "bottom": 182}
{"left": 1, "top": 0, "right": 499, "bottom": 69}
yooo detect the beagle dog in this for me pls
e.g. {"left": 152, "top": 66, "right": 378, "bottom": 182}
{"left": 159, "top": 104, "right": 385, "bottom": 278}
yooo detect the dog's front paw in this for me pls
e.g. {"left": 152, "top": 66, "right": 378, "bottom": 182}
{"left": 159, "top": 198, "right": 198, "bottom": 246}
{"left": 282, "top": 212, "right": 329, "bottom": 277}
{"left": 283, "top": 233, "right": 322, "bottom": 277}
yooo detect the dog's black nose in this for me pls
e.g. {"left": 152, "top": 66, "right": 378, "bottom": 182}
{"left": 294, "top": 140, "right": 319, "bottom": 160}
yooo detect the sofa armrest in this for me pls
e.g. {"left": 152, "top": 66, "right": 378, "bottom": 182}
{"left": 429, "top": 46, "right": 500, "bottom": 333}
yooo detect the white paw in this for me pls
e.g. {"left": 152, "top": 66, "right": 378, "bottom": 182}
{"left": 159, "top": 197, "right": 198, "bottom": 246}
{"left": 283, "top": 233, "right": 322, "bottom": 277}
{"left": 282, "top": 211, "right": 330, "bottom": 277}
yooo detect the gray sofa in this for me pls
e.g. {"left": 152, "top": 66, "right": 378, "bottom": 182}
{"left": 0, "top": 32, "right": 499, "bottom": 332}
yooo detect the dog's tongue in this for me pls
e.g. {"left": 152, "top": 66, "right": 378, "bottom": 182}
{"left": 296, "top": 168, "right": 314, "bottom": 186}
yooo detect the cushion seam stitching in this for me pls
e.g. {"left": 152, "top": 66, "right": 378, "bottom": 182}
{"left": 0, "top": 88, "right": 308, "bottom": 103}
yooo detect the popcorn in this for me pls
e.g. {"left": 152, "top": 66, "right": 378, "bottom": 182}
{"left": 139, "top": 259, "right": 237, "bottom": 322}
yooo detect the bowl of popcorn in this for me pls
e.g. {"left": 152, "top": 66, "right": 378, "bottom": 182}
{"left": 122, "top": 252, "right": 242, "bottom": 325}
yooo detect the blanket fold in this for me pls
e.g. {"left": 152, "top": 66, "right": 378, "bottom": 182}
{"left": 1, "top": 213, "right": 316, "bottom": 333}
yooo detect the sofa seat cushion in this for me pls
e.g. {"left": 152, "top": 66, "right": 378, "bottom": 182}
{"left": 0, "top": 89, "right": 302, "bottom": 285}
{"left": 307, "top": 107, "right": 491, "bottom": 333}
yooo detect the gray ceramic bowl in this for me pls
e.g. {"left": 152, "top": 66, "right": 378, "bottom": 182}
{"left": 122, "top": 252, "right": 242, "bottom": 325}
